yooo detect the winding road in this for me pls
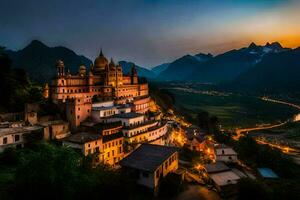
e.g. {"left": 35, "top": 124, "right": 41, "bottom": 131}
{"left": 234, "top": 97, "right": 300, "bottom": 140}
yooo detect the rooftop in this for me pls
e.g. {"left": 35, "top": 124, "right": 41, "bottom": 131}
{"left": 103, "top": 132, "right": 123, "bottom": 143}
{"left": 258, "top": 168, "right": 279, "bottom": 178}
{"left": 94, "top": 121, "right": 123, "bottom": 131}
{"left": 210, "top": 170, "right": 241, "bottom": 186}
{"left": 114, "top": 112, "right": 144, "bottom": 119}
{"left": 0, "top": 126, "right": 43, "bottom": 137}
{"left": 92, "top": 105, "right": 119, "bottom": 111}
{"left": 204, "top": 162, "right": 230, "bottom": 173}
{"left": 39, "top": 120, "right": 68, "bottom": 126}
{"left": 120, "top": 144, "right": 178, "bottom": 172}
{"left": 63, "top": 132, "right": 101, "bottom": 144}
{"left": 123, "top": 120, "right": 157, "bottom": 130}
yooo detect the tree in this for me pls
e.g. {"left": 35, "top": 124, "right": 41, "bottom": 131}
{"left": 158, "top": 173, "right": 184, "bottom": 198}
{"left": 12, "top": 143, "right": 137, "bottom": 200}
{"left": 236, "top": 178, "right": 271, "bottom": 200}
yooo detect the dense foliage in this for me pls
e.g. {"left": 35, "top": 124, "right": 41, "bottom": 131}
{"left": 149, "top": 83, "right": 175, "bottom": 112}
{"left": 0, "top": 143, "right": 137, "bottom": 200}
{"left": 235, "top": 136, "right": 300, "bottom": 178}
{"left": 0, "top": 47, "right": 43, "bottom": 113}
{"left": 158, "top": 173, "right": 184, "bottom": 198}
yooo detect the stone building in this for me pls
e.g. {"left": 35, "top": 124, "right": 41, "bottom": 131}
{"left": 45, "top": 50, "right": 150, "bottom": 129}
{"left": 120, "top": 144, "right": 178, "bottom": 192}
{"left": 46, "top": 50, "right": 147, "bottom": 103}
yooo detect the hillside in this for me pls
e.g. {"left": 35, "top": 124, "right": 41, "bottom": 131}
{"left": 6, "top": 40, "right": 92, "bottom": 83}
{"left": 155, "top": 42, "right": 290, "bottom": 83}
{"left": 118, "top": 61, "right": 155, "bottom": 78}
{"left": 228, "top": 47, "right": 300, "bottom": 93}
{"left": 156, "top": 55, "right": 207, "bottom": 81}
{"left": 151, "top": 63, "right": 170, "bottom": 76}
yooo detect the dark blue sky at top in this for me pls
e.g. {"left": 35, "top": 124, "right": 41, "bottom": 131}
{"left": 0, "top": 0, "right": 298, "bottom": 68}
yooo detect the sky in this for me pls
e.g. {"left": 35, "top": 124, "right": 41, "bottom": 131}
{"left": 1, "top": 0, "right": 300, "bottom": 68}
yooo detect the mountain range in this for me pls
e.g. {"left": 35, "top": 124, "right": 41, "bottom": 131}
{"left": 4, "top": 40, "right": 155, "bottom": 82}
{"left": 3, "top": 40, "right": 300, "bottom": 93}
{"left": 228, "top": 47, "right": 300, "bottom": 93}
{"left": 5, "top": 40, "right": 92, "bottom": 83}
{"left": 157, "top": 42, "right": 291, "bottom": 83}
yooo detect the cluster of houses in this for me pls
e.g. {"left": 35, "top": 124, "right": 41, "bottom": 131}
{"left": 183, "top": 126, "right": 248, "bottom": 194}
{"left": 0, "top": 98, "right": 179, "bottom": 193}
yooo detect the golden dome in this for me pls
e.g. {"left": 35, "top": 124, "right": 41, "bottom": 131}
{"left": 94, "top": 49, "right": 108, "bottom": 72}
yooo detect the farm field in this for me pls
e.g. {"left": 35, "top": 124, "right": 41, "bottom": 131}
{"left": 167, "top": 88, "right": 299, "bottom": 130}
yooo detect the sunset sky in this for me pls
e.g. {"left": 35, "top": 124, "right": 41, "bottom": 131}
{"left": 1, "top": 0, "right": 300, "bottom": 68}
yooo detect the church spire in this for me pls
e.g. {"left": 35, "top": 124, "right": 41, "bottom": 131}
{"left": 99, "top": 48, "right": 103, "bottom": 57}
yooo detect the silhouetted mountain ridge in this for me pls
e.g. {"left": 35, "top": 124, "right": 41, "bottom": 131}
{"left": 118, "top": 61, "right": 155, "bottom": 78}
{"left": 155, "top": 42, "right": 291, "bottom": 83}
{"left": 5, "top": 40, "right": 92, "bottom": 83}
{"left": 227, "top": 47, "right": 300, "bottom": 93}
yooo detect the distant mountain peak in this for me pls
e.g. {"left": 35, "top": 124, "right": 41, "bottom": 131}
{"left": 269, "top": 42, "right": 282, "bottom": 49}
{"left": 29, "top": 40, "right": 47, "bottom": 47}
{"left": 195, "top": 52, "right": 213, "bottom": 57}
{"left": 248, "top": 42, "right": 258, "bottom": 49}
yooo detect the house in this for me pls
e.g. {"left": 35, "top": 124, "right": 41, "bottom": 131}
{"left": 101, "top": 132, "right": 124, "bottom": 165}
{"left": 40, "top": 120, "right": 70, "bottom": 140}
{"left": 91, "top": 101, "right": 132, "bottom": 122}
{"left": 62, "top": 132, "right": 102, "bottom": 156}
{"left": 204, "top": 162, "right": 245, "bottom": 194}
{"left": 120, "top": 144, "right": 178, "bottom": 192}
{"left": 185, "top": 135, "right": 205, "bottom": 151}
{"left": 105, "top": 112, "right": 144, "bottom": 126}
{"left": 0, "top": 125, "right": 44, "bottom": 152}
{"left": 213, "top": 144, "right": 238, "bottom": 163}
{"left": 62, "top": 128, "right": 124, "bottom": 166}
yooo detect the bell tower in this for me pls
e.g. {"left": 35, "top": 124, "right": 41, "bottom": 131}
{"left": 56, "top": 60, "right": 65, "bottom": 76}
{"left": 131, "top": 64, "right": 138, "bottom": 84}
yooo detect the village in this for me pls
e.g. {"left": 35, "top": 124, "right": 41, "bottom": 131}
{"left": 0, "top": 51, "right": 281, "bottom": 199}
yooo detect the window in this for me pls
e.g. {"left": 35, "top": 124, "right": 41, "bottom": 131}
{"left": 107, "top": 152, "right": 110, "bottom": 157}
{"left": 95, "top": 147, "right": 100, "bottom": 153}
{"left": 15, "top": 135, "right": 20, "bottom": 142}
{"left": 118, "top": 146, "right": 122, "bottom": 153}
{"left": 3, "top": 137, "right": 8, "bottom": 144}
{"left": 112, "top": 150, "right": 115, "bottom": 156}
{"left": 77, "top": 115, "right": 80, "bottom": 119}
{"left": 87, "top": 149, "right": 92, "bottom": 154}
